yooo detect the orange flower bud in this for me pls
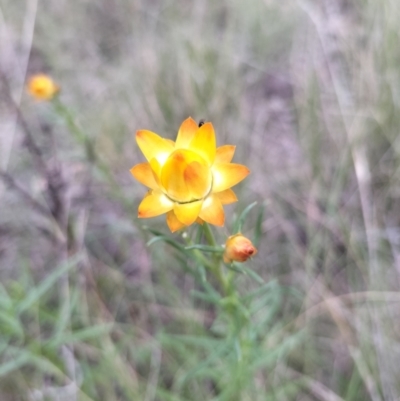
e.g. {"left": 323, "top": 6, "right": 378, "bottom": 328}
{"left": 223, "top": 234, "right": 257, "bottom": 263}
{"left": 27, "top": 74, "right": 59, "bottom": 101}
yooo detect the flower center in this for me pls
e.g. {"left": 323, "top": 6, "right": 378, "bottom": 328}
{"left": 160, "top": 149, "right": 212, "bottom": 203}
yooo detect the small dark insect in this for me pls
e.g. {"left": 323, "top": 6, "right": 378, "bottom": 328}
{"left": 198, "top": 119, "right": 205, "bottom": 127}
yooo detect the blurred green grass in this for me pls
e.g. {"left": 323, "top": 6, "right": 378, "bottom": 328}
{"left": 1, "top": 0, "right": 400, "bottom": 400}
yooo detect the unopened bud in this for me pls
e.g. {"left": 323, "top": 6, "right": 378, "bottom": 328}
{"left": 223, "top": 234, "right": 257, "bottom": 263}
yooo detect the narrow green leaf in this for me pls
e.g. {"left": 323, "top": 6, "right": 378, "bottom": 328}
{"left": 160, "top": 333, "right": 222, "bottom": 348}
{"left": 156, "top": 388, "right": 192, "bottom": 401}
{"left": 147, "top": 235, "right": 188, "bottom": 254}
{"left": 185, "top": 245, "right": 224, "bottom": 253}
{"left": 237, "top": 263, "right": 264, "bottom": 284}
{"left": 0, "top": 284, "right": 13, "bottom": 310}
{"left": 48, "top": 323, "right": 114, "bottom": 348}
{"left": 253, "top": 202, "right": 266, "bottom": 247}
{"left": 243, "top": 280, "right": 279, "bottom": 301}
{"left": 233, "top": 201, "right": 257, "bottom": 233}
{"left": 17, "top": 254, "right": 82, "bottom": 314}
{"left": 234, "top": 338, "right": 242, "bottom": 362}
{"left": 0, "top": 310, "right": 24, "bottom": 338}
{"left": 252, "top": 329, "right": 306, "bottom": 370}
{"left": 190, "top": 290, "right": 220, "bottom": 304}
{"left": 4, "top": 346, "right": 62, "bottom": 377}
{"left": 225, "top": 263, "right": 244, "bottom": 273}
{"left": 178, "top": 341, "right": 233, "bottom": 384}
{"left": 229, "top": 262, "right": 264, "bottom": 284}
{"left": 0, "top": 353, "right": 29, "bottom": 377}
{"left": 53, "top": 286, "right": 80, "bottom": 344}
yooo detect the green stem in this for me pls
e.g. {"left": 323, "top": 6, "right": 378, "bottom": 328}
{"left": 202, "top": 222, "right": 217, "bottom": 247}
{"left": 202, "top": 224, "right": 246, "bottom": 389}
{"left": 52, "top": 98, "right": 134, "bottom": 212}
{"left": 52, "top": 98, "right": 87, "bottom": 145}
{"left": 202, "top": 223, "right": 229, "bottom": 294}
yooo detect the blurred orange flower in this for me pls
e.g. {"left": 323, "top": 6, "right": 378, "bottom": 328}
{"left": 27, "top": 74, "right": 59, "bottom": 100}
{"left": 131, "top": 117, "right": 250, "bottom": 232}
{"left": 223, "top": 234, "right": 257, "bottom": 263}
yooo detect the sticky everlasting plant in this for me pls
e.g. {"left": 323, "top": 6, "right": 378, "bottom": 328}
{"left": 131, "top": 117, "right": 250, "bottom": 232}
{"left": 130, "top": 118, "right": 260, "bottom": 400}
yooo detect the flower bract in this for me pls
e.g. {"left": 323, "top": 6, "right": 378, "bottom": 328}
{"left": 223, "top": 233, "right": 257, "bottom": 263}
{"left": 131, "top": 117, "right": 250, "bottom": 232}
{"left": 27, "top": 74, "right": 59, "bottom": 101}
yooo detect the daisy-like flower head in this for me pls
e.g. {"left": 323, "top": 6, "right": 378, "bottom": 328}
{"left": 27, "top": 74, "right": 59, "bottom": 101}
{"left": 131, "top": 117, "right": 250, "bottom": 232}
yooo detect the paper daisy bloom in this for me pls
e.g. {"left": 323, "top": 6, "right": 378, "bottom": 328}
{"left": 131, "top": 117, "right": 250, "bottom": 232}
{"left": 223, "top": 234, "right": 257, "bottom": 263}
{"left": 27, "top": 74, "right": 60, "bottom": 101}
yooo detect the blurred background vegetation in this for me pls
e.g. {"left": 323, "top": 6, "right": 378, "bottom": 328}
{"left": 1, "top": 0, "right": 400, "bottom": 400}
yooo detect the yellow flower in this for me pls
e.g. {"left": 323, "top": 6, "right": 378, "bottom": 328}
{"left": 27, "top": 74, "right": 59, "bottom": 101}
{"left": 223, "top": 234, "right": 257, "bottom": 263}
{"left": 131, "top": 117, "right": 250, "bottom": 232}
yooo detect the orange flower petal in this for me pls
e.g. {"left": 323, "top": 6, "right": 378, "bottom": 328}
{"left": 130, "top": 163, "right": 158, "bottom": 189}
{"left": 174, "top": 200, "right": 203, "bottom": 226}
{"left": 196, "top": 217, "right": 204, "bottom": 225}
{"left": 215, "top": 145, "right": 236, "bottom": 163}
{"left": 184, "top": 161, "right": 212, "bottom": 200}
{"left": 189, "top": 122, "right": 216, "bottom": 165}
{"left": 199, "top": 195, "right": 225, "bottom": 226}
{"left": 212, "top": 163, "right": 250, "bottom": 193}
{"left": 149, "top": 158, "right": 162, "bottom": 185}
{"left": 216, "top": 189, "right": 238, "bottom": 204}
{"left": 176, "top": 117, "right": 198, "bottom": 149}
{"left": 136, "top": 130, "right": 174, "bottom": 164}
{"left": 138, "top": 190, "right": 173, "bottom": 218}
{"left": 166, "top": 210, "right": 186, "bottom": 232}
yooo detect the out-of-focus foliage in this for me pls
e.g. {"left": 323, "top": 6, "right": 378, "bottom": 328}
{"left": 1, "top": 0, "right": 400, "bottom": 400}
